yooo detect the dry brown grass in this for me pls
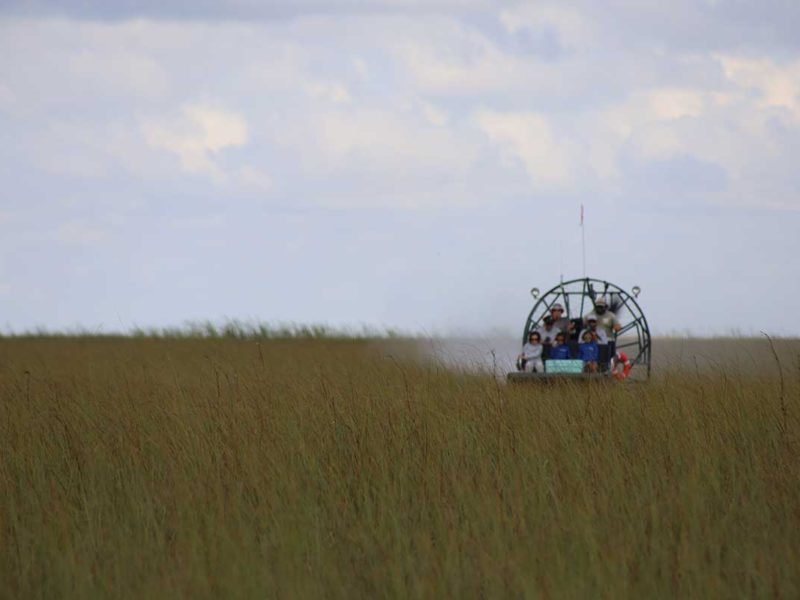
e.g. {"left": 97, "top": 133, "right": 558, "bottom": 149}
{"left": 1, "top": 336, "right": 799, "bottom": 598}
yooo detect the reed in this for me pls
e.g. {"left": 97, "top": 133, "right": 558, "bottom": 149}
{"left": 1, "top": 337, "right": 798, "bottom": 598}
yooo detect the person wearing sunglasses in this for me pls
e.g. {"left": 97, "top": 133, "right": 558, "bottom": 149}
{"left": 517, "top": 331, "right": 545, "bottom": 373}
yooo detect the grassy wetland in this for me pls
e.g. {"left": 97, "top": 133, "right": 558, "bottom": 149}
{"left": 1, "top": 335, "right": 799, "bottom": 598}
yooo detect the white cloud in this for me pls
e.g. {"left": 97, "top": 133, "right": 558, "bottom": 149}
{"left": 718, "top": 55, "right": 800, "bottom": 119}
{"left": 474, "top": 110, "right": 572, "bottom": 189}
{"left": 602, "top": 89, "right": 710, "bottom": 139}
{"left": 395, "top": 32, "right": 528, "bottom": 94}
{"left": 2, "top": 5, "right": 800, "bottom": 338}
{"left": 499, "top": 4, "right": 596, "bottom": 51}
{"left": 595, "top": 86, "right": 758, "bottom": 177}
{"left": 139, "top": 104, "right": 271, "bottom": 191}
{"left": 647, "top": 89, "right": 706, "bottom": 120}
{"left": 1, "top": 0, "right": 517, "bottom": 19}
{"left": 282, "top": 107, "right": 477, "bottom": 173}
{"left": 388, "top": 15, "right": 611, "bottom": 102}
{"left": 143, "top": 105, "right": 249, "bottom": 182}
{"left": 2, "top": 12, "right": 800, "bottom": 214}
{"left": 597, "top": 89, "right": 715, "bottom": 164}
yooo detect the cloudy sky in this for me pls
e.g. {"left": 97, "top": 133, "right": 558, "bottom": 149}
{"left": 1, "top": 0, "right": 798, "bottom": 336}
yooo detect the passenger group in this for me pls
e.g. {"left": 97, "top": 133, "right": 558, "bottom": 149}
{"left": 518, "top": 297, "right": 621, "bottom": 374}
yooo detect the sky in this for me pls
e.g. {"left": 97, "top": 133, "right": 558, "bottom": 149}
{"left": 1, "top": 0, "right": 799, "bottom": 336}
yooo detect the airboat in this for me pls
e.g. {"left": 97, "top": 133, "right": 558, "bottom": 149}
{"left": 507, "top": 277, "right": 651, "bottom": 382}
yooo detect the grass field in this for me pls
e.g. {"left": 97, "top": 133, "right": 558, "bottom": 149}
{"left": 1, "top": 336, "right": 799, "bottom": 598}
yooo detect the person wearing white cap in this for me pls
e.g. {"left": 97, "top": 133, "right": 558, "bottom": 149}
{"left": 534, "top": 315, "right": 562, "bottom": 360}
{"left": 584, "top": 297, "right": 621, "bottom": 339}
{"left": 583, "top": 297, "right": 621, "bottom": 371}
{"left": 548, "top": 302, "right": 573, "bottom": 336}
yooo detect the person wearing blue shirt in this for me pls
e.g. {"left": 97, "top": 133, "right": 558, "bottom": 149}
{"left": 548, "top": 332, "right": 572, "bottom": 360}
{"left": 578, "top": 330, "right": 599, "bottom": 372}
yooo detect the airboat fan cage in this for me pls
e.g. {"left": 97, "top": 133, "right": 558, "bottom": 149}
{"left": 524, "top": 277, "right": 652, "bottom": 379}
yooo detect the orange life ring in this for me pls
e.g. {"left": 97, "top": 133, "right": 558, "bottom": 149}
{"left": 611, "top": 351, "right": 631, "bottom": 381}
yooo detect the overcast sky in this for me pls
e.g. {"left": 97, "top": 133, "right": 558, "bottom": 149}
{"left": 1, "top": 0, "right": 798, "bottom": 336}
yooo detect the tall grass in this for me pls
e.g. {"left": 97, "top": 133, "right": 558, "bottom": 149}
{"left": 0, "top": 320, "right": 405, "bottom": 341}
{"left": 1, "top": 337, "right": 799, "bottom": 598}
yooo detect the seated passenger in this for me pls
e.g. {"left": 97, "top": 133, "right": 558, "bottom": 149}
{"left": 535, "top": 315, "right": 561, "bottom": 346}
{"left": 549, "top": 303, "right": 574, "bottom": 336}
{"left": 583, "top": 297, "right": 620, "bottom": 371}
{"left": 517, "top": 331, "right": 544, "bottom": 373}
{"left": 548, "top": 332, "right": 572, "bottom": 360}
{"left": 578, "top": 330, "right": 599, "bottom": 373}
{"left": 578, "top": 317, "right": 608, "bottom": 345}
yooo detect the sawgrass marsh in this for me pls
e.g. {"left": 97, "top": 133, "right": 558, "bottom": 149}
{"left": 1, "top": 335, "right": 799, "bottom": 598}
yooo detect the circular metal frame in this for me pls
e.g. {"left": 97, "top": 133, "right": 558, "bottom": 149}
{"left": 523, "top": 277, "right": 652, "bottom": 378}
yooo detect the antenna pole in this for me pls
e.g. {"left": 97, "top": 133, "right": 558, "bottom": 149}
{"left": 581, "top": 204, "right": 586, "bottom": 278}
